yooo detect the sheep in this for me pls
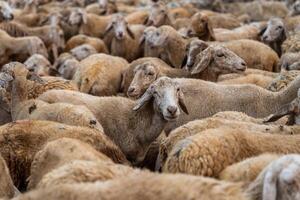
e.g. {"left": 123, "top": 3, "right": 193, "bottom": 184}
{"left": 267, "top": 70, "right": 300, "bottom": 92}
{"left": 0, "top": 17, "right": 65, "bottom": 61}
{"left": 28, "top": 138, "right": 114, "bottom": 189}
{"left": 214, "top": 1, "right": 288, "bottom": 21}
{"left": 279, "top": 52, "right": 300, "bottom": 70}
{"left": 143, "top": 25, "right": 187, "bottom": 68}
{"left": 162, "top": 75, "right": 300, "bottom": 133}
{"left": 163, "top": 127, "right": 300, "bottom": 177}
{"left": 36, "top": 160, "right": 142, "bottom": 189}
{"left": 24, "top": 54, "right": 51, "bottom": 76}
{"left": 53, "top": 53, "right": 80, "bottom": 80}
{"left": 157, "top": 116, "right": 299, "bottom": 170}
{"left": 38, "top": 77, "right": 188, "bottom": 165}
{"left": 0, "top": 154, "right": 17, "bottom": 198}
{"left": 219, "top": 153, "right": 281, "bottom": 183}
{"left": 246, "top": 154, "right": 300, "bottom": 200}
{"left": 126, "top": 45, "right": 246, "bottom": 98}
{"left": 289, "top": 0, "right": 300, "bottom": 16}
{"left": 214, "top": 24, "right": 260, "bottom": 42}
{"left": 282, "top": 30, "right": 300, "bottom": 53}
{"left": 65, "top": 34, "right": 108, "bottom": 53}
{"left": 70, "top": 44, "right": 97, "bottom": 61}
{"left": 125, "top": 10, "right": 149, "bottom": 25}
{"left": 10, "top": 172, "right": 249, "bottom": 200}
{"left": 103, "top": 14, "right": 145, "bottom": 62}
{"left": 0, "top": 0, "right": 14, "bottom": 22}
{"left": 72, "top": 53, "right": 128, "bottom": 96}
{"left": 9, "top": 62, "right": 103, "bottom": 132}
{"left": 68, "top": 8, "right": 113, "bottom": 38}
{"left": 0, "top": 29, "right": 48, "bottom": 66}
{"left": 187, "top": 39, "right": 279, "bottom": 72}
{"left": 86, "top": 0, "right": 118, "bottom": 15}
{"left": 144, "top": 2, "right": 173, "bottom": 27}
{"left": 0, "top": 120, "right": 126, "bottom": 190}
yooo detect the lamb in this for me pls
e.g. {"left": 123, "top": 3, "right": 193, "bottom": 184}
{"left": 28, "top": 138, "right": 114, "bottom": 189}
{"left": 70, "top": 44, "right": 97, "bottom": 61}
{"left": 187, "top": 39, "right": 279, "bottom": 72}
{"left": 0, "top": 120, "right": 126, "bottom": 190}
{"left": 162, "top": 75, "right": 300, "bottom": 133}
{"left": 24, "top": 54, "right": 51, "bottom": 76}
{"left": 0, "top": 154, "right": 17, "bottom": 198}
{"left": 72, "top": 53, "right": 128, "bottom": 96}
{"left": 65, "top": 34, "right": 108, "bottom": 53}
{"left": 143, "top": 25, "right": 187, "bottom": 68}
{"left": 9, "top": 63, "right": 103, "bottom": 132}
{"left": 68, "top": 8, "right": 113, "bottom": 38}
{"left": 219, "top": 153, "right": 281, "bottom": 183}
{"left": 163, "top": 127, "right": 300, "bottom": 177}
{"left": 126, "top": 45, "right": 246, "bottom": 98}
{"left": 36, "top": 160, "right": 142, "bottom": 189}
{"left": 38, "top": 77, "right": 188, "bottom": 165}
{"left": 0, "top": 29, "right": 48, "bottom": 66}
{"left": 103, "top": 14, "right": 145, "bottom": 62}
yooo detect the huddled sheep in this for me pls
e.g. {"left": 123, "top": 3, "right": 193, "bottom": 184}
{"left": 0, "top": 0, "right": 298, "bottom": 199}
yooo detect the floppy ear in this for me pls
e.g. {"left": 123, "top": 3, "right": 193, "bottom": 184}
{"left": 139, "top": 35, "right": 145, "bottom": 46}
{"left": 178, "top": 89, "right": 189, "bottom": 114}
{"left": 206, "top": 18, "right": 216, "bottom": 41}
{"left": 262, "top": 173, "right": 278, "bottom": 200}
{"left": 103, "top": 22, "right": 113, "bottom": 37}
{"left": 126, "top": 26, "right": 135, "bottom": 39}
{"left": 133, "top": 86, "right": 153, "bottom": 111}
{"left": 80, "top": 10, "right": 88, "bottom": 24}
{"left": 258, "top": 25, "right": 267, "bottom": 37}
{"left": 191, "top": 47, "right": 213, "bottom": 74}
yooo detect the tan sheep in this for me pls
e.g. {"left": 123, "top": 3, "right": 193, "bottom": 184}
{"left": 0, "top": 154, "right": 17, "bottom": 198}
{"left": 125, "top": 10, "right": 149, "bottom": 25}
{"left": 65, "top": 34, "right": 108, "bottom": 53}
{"left": 0, "top": 29, "right": 48, "bottom": 66}
{"left": 53, "top": 53, "right": 80, "bottom": 80}
{"left": 0, "top": 120, "right": 126, "bottom": 190}
{"left": 267, "top": 70, "right": 300, "bottom": 92}
{"left": 219, "top": 153, "right": 281, "bottom": 183}
{"left": 219, "top": 74, "right": 274, "bottom": 89}
{"left": 214, "top": 24, "right": 260, "bottom": 42}
{"left": 279, "top": 52, "right": 300, "bottom": 70}
{"left": 38, "top": 77, "right": 188, "bottom": 165}
{"left": 163, "top": 127, "right": 300, "bottom": 177}
{"left": 28, "top": 138, "right": 113, "bottom": 189}
{"left": 72, "top": 53, "right": 128, "bottom": 96}
{"left": 70, "top": 44, "right": 97, "bottom": 61}
{"left": 144, "top": 2, "right": 173, "bottom": 27}
{"left": 24, "top": 54, "right": 51, "bottom": 77}
{"left": 103, "top": 14, "right": 145, "bottom": 62}
{"left": 9, "top": 63, "right": 103, "bottom": 132}
{"left": 36, "top": 160, "right": 141, "bottom": 189}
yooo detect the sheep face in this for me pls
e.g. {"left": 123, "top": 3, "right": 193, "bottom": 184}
{"left": 145, "top": 27, "right": 168, "bottom": 48}
{"left": 28, "top": 37, "right": 49, "bottom": 59}
{"left": 185, "top": 39, "right": 209, "bottom": 69}
{"left": 261, "top": 155, "right": 300, "bottom": 200}
{"left": 69, "top": 9, "right": 87, "bottom": 26}
{"left": 261, "top": 18, "right": 287, "bottom": 44}
{"left": 0, "top": 1, "right": 13, "bottom": 22}
{"left": 70, "top": 44, "right": 97, "bottom": 61}
{"left": 290, "top": 0, "right": 300, "bottom": 16}
{"left": 133, "top": 76, "right": 188, "bottom": 121}
{"left": 189, "top": 45, "right": 247, "bottom": 75}
{"left": 24, "top": 54, "right": 51, "bottom": 76}
{"left": 104, "top": 14, "right": 134, "bottom": 40}
{"left": 57, "top": 59, "right": 80, "bottom": 80}
{"left": 145, "top": 3, "right": 169, "bottom": 27}
{"left": 127, "top": 63, "right": 158, "bottom": 99}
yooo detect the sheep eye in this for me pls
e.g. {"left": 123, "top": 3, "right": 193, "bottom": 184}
{"left": 217, "top": 53, "right": 224, "bottom": 57}
{"left": 276, "top": 26, "right": 283, "bottom": 30}
{"left": 147, "top": 71, "right": 154, "bottom": 76}
{"left": 177, "top": 88, "right": 180, "bottom": 92}
{"left": 28, "top": 68, "right": 34, "bottom": 72}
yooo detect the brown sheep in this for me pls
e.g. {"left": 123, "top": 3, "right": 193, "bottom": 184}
{"left": 72, "top": 53, "right": 128, "bottom": 96}
{"left": 0, "top": 120, "right": 127, "bottom": 190}
{"left": 144, "top": 2, "right": 173, "bottom": 27}
{"left": 65, "top": 34, "right": 108, "bottom": 53}
{"left": 163, "top": 127, "right": 300, "bottom": 177}
{"left": 24, "top": 54, "right": 51, "bottom": 77}
{"left": 28, "top": 138, "right": 113, "bottom": 189}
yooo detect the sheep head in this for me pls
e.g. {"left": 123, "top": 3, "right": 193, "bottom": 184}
{"left": 289, "top": 0, "right": 300, "bottom": 16}
{"left": 70, "top": 44, "right": 97, "bottom": 61}
{"left": 0, "top": 1, "right": 13, "bottom": 22}
{"left": 188, "top": 45, "right": 247, "bottom": 75}
{"left": 144, "top": 2, "right": 170, "bottom": 27}
{"left": 104, "top": 14, "right": 134, "bottom": 40}
{"left": 69, "top": 8, "right": 87, "bottom": 26}
{"left": 185, "top": 39, "right": 209, "bottom": 70}
{"left": 133, "top": 76, "right": 188, "bottom": 121}
{"left": 27, "top": 37, "right": 49, "bottom": 59}
{"left": 24, "top": 54, "right": 51, "bottom": 77}
{"left": 127, "top": 62, "right": 159, "bottom": 99}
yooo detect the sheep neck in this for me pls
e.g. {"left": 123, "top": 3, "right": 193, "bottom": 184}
{"left": 11, "top": 75, "right": 28, "bottom": 121}
{"left": 196, "top": 67, "right": 219, "bottom": 82}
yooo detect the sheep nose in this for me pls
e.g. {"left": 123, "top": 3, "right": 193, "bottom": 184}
{"left": 262, "top": 35, "right": 268, "bottom": 41}
{"left": 128, "top": 87, "right": 136, "bottom": 94}
{"left": 117, "top": 32, "right": 123, "bottom": 38}
{"left": 89, "top": 120, "right": 97, "bottom": 125}
{"left": 167, "top": 106, "right": 178, "bottom": 115}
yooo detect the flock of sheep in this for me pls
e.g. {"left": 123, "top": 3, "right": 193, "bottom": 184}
{"left": 0, "top": 0, "right": 299, "bottom": 199}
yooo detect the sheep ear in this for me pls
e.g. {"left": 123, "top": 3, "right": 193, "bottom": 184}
{"left": 119, "top": 70, "right": 126, "bottom": 92}
{"left": 143, "top": 16, "right": 149, "bottom": 25}
{"left": 79, "top": 10, "right": 88, "bottom": 24}
{"left": 262, "top": 172, "right": 278, "bottom": 200}
{"left": 133, "top": 87, "right": 153, "bottom": 111}
{"left": 103, "top": 23, "right": 113, "bottom": 37}
{"left": 190, "top": 47, "right": 213, "bottom": 74}
{"left": 139, "top": 35, "right": 145, "bottom": 46}
{"left": 206, "top": 19, "right": 216, "bottom": 41}
{"left": 178, "top": 90, "right": 189, "bottom": 114}
{"left": 258, "top": 25, "right": 267, "bottom": 37}
{"left": 126, "top": 26, "right": 135, "bottom": 39}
